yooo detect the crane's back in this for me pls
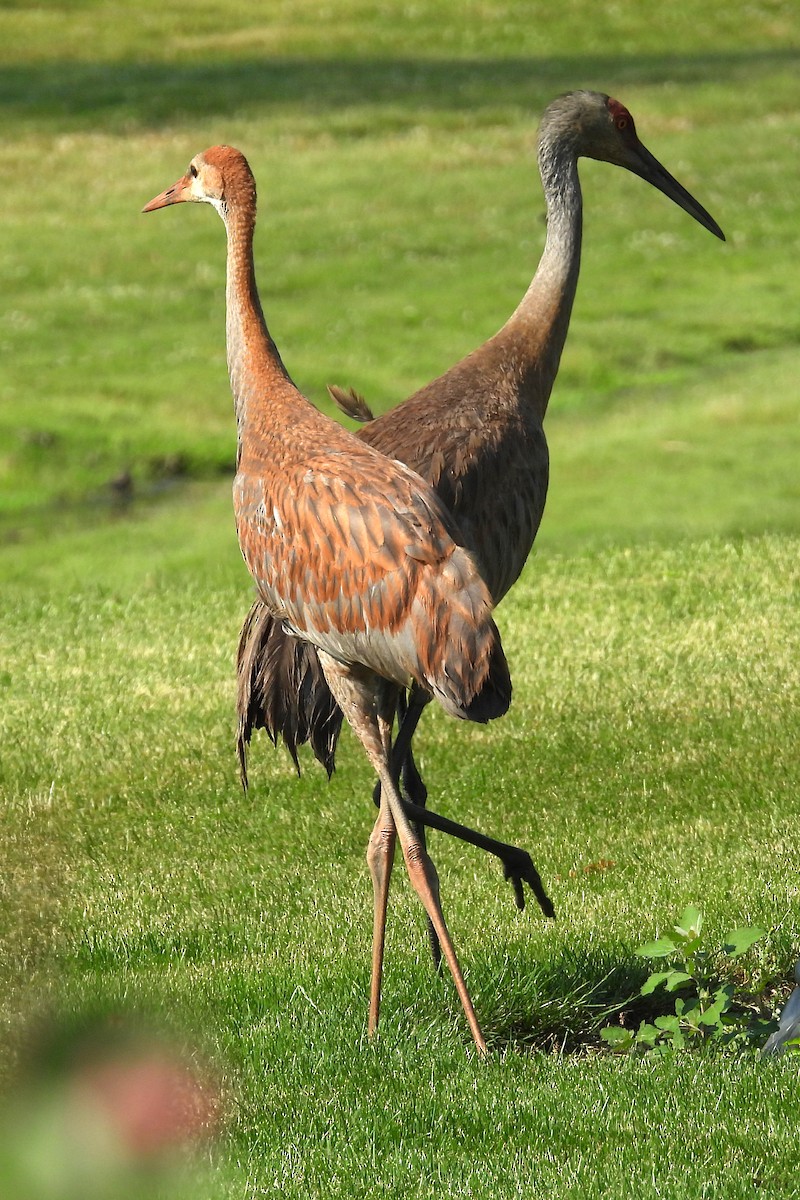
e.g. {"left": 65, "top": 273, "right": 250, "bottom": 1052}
{"left": 351, "top": 334, "right": 551, "bottom": 605}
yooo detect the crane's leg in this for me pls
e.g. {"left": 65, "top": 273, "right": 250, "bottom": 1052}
{"left": 390, "top": 688, "right": 442, "bottom": 970}
{"left": 374, "top": 684, "right": 428, "bottom": 809}
{"left": 376, "top": 685, "right": 555, "bottom": 922}
{"left": 319, "top": 654, "right": 487, "bottom": 1055}
{"left": 374, "top": 752, "right": 486, "bottom": 1054}
{"left": 401, "top": 801, "right": 555, "bottom": 919}
{"left": 365, "top": 710, "right": 397, "bottom": 1035}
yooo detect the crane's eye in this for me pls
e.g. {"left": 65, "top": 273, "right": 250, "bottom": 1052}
{"left": 616, "top": 115, "right": 629, "bottom": 131}
{"left": 189, "top": 163, "right": 198, "bottom": 178}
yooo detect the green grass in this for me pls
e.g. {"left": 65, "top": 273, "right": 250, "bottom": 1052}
{"left": 2, "top": 1, "right": 800, "bottom": 1196}
{"left": 3, "top": 535, "right": 799, "bottom": 1196}
{"left": 2, "top": 3, "right": 799, "bottom": 531}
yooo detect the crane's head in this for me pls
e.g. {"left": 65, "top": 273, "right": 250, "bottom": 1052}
{"left": 540, "top": 91, "right": 725, "bottom": 241}
{"left": 142, "top": 145, "right": 256, "bottom": 221}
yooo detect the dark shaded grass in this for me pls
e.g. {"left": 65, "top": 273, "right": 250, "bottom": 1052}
{"left": 2, "top": 49, "right": 798, "bottom": 133}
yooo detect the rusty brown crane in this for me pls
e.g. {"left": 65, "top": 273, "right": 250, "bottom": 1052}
{"left": 143, "top": 145, "right": 514, "bottom": 1053}
{"left": 237, "top": 90, "right": 725, "bottom": 958}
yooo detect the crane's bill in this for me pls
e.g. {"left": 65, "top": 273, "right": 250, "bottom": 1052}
{"left": 630, "top": 143, "right": 725, "bottom": 241}
{"left": 142, "top": 176, "right": 189, "bottom": 213}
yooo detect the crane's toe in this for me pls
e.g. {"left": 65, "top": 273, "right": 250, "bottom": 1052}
{"left": 503, "top": 851, "right": 556, "bottom": 920}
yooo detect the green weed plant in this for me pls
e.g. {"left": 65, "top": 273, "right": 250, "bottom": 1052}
{"left": 602, "top": 906, "right": 773, "bottom": 1054}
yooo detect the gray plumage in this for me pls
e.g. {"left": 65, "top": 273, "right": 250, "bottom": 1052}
{"left": 762, "top": 961, "right": 800, "bottom": 1056}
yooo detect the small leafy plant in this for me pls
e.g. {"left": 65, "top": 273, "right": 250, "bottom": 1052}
{"left": 601, "top": 906, "right": 769, "bottom": 1054}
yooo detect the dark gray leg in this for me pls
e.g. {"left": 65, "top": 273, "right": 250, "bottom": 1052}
{"left": 374, "top": 683, "right": 555, "bottom": 963}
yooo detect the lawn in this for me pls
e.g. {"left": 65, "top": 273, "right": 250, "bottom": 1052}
{"left": 1, "top": 2, "right": 799, "bottom": 1197}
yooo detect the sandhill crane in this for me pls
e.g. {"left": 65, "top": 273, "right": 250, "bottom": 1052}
{"left": 237, "top": 90, "right": 725, "bottom": 960}
{"left": 142, "top": 145, "right": 514, "bottom": 1054}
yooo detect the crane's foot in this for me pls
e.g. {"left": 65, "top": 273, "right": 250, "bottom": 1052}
{"left": 374, "top": 782, "right": 555, "bottom": 920}
{"left": 500, "top": 848, "right": 556, "bottom": 920}
{"left": 398, "top": 799, "right": 555, "bottom": 922}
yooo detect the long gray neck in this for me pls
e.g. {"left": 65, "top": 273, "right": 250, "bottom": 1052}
{"left": 502, "top": 133, "right": 583, "bottom": 421}
{"left": 218, "top": 201, "right": 291, "bottom": 454}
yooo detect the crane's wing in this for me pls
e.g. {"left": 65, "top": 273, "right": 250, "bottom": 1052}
{"left": 338, "top": 370, "right": 550, "bottom": 604}
{"left": 233, "top": 446, "right": 507, "bottom": 719}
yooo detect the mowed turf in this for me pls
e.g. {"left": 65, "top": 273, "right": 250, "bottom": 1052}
{"left": 1, "top": 1, "right": 799, "bottom": 1197}
{"left": 2, "top": 531, "right": 799, "bottom": 1197}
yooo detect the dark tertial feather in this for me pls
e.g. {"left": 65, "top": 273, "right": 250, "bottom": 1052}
{"left": 236, "top": 601, "right": 344, "bottom": 788}
{"left": 327, "top": 384, "right": 375, "bottom": 424}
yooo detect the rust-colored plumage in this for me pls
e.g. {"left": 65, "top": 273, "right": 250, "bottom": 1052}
{"left": 143, "top": 143, "right": 513, "bottom": 1053}
{"left": 234, "top": 443, "right": 509, "bottom": 722}
{"left": 237, "top": 91, "right": 725, "bottom": 935}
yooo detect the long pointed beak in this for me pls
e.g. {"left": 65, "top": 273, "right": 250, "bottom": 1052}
{"left": 141, "top": 174, "right": 190, "bottom": 213}
{"left": 627, "top": 141, "right": 725, "bottom": 241}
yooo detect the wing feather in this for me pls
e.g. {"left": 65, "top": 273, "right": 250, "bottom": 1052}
{"left": 234, "top": 439, "right": 505, "bottom": 713}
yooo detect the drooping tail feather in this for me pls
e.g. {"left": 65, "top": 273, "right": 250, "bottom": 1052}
{"left": 236, "top": 601, "right": 344, "bottom": 789}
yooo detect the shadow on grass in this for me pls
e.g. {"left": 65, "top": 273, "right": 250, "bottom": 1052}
{"left": 478, "top": 943, "right": 780, "bottom": 1054}
{"left": 477, "top": 945, "right": 668, "bottom": 1054}
{"left": 3, "top": 48, "right": 798, "bottom": 131}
